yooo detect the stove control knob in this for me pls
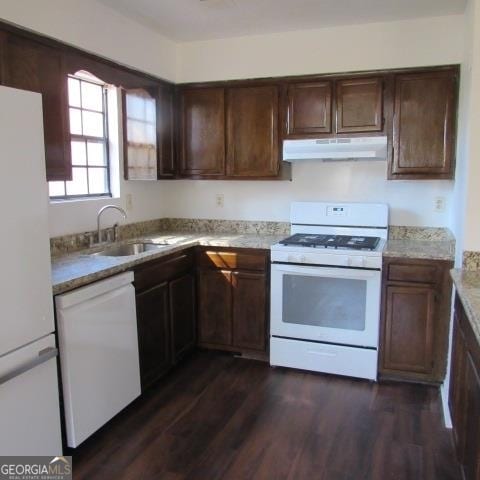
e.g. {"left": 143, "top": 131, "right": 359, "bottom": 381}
{"left": 287, "top": 254, "right": 298, "bottom": 263}
{"left": 300, "top": 255, "right": 307, "bottom": 263}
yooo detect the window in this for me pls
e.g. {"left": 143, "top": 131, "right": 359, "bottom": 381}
{"left": 49, "top": 71, "right": 111, "bottom": 199}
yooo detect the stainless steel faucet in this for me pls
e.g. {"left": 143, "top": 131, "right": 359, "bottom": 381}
{"left": 96, "top": 205, "right": 127, "bottom": 244}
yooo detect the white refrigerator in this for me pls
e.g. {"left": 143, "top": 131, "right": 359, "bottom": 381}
{"left": 0, "top": 86, "right": 63, "bottom": 455}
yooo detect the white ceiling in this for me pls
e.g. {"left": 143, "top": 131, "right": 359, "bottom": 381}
{"left": 97, "top": 0, "right": 466, "bottom": 42}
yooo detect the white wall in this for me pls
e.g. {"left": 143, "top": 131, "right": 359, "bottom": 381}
{"left": 158, "top": 162, "right": 453, "bottom": 226}
{"left": 48, "top": 181, "right": 166, "bottom": 237}
{"left": 461, "top": 0, "right": 480, "bottom": 252}
{"left": 178, "top": 15, "right": 464, "bottom": 82}
{"left": 451, "top": 3, "right": 475, "bottom": 265}
{"left": 169, "top": 14, "right": 463, "bottom": 227}
{"left": 0, "top": 0, "right": 177, "bottom": 82}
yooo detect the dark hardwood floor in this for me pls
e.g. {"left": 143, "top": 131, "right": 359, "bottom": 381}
{"left": 71, "top": 351, "right": 461, "bottom": 480}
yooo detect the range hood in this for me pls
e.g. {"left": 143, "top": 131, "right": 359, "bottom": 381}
{"left": 283, "top": 136, "right": 388, "bottom": 162}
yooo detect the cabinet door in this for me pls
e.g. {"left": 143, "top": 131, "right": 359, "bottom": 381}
{"left": 0, "top": 31, "right": 6, "bottom": 84}
{"left": 197, "top": 269, "right": 232, "bottom": 346}
{"left": 450, "top": 316, "right": 468, "bottom": 464}
{"left": 169, "top": 273, "right": 196, "bottom": 363}
{"left": 136, "top": 282, "right": 171, "bottom": 390}
{"left": 463, "top": 352, "right": 480, "bottom": 480}
{"left": 179, "top": 87, "right": 225, "bottom": 176}
{"left": 286, "top": 81, "right": 332, "bottom": 136}
{"left": 336, "top": 77, "right": 383, "bottom": 133}
{"left": 122, "top": 87, "right": 158, "bottom": 180}
{"left": 391, "top": 70, "right": 457, "bottom": 178}
{"left": 226, "top": 85, "right": 279, "bottom": 177}
{"left": 232, "top": 271, "right": 267, "bottom": 351}
{"left": 157, "top": 83, "right": 176, "bottom": 178}
{"left": 2, "top": 34, "right": 71, "bottom": 181}
{"left": 382, "top": 285, "right": 435, "bottom": 374}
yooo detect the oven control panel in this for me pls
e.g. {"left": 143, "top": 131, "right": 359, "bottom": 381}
{"left": 271, "top": 250, "right": 382, "bottom": 269}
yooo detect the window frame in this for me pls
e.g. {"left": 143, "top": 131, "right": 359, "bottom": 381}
{"left": 49, "top": 73, "right": 112, "bottom": 200}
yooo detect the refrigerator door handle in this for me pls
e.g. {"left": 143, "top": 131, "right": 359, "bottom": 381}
{"left": 0, "top": 347, "right": 58, "bottom": 386}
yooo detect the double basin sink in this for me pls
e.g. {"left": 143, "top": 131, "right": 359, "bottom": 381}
{"left": 91, "top": 242, "right": 169, "bottom": 257}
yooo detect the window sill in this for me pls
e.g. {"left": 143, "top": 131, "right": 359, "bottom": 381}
{"left": 49, "top": 195, "right": 116, "bottom": 205}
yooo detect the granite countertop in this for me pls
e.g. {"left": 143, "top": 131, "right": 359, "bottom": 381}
{"left": 52, "top": 227, "right": 457, "bottom": 296}
{"left": 451, "top": 269, "right": 480, "bottom": 346}
{"left": 51, "top": 231, "right": 285, "bottom": 295}
{"left": 383, "top": 239, "right": 455, "bottom": 261}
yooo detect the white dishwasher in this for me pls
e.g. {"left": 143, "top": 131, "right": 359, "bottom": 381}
{"left": 55, "top": 271, "right": 141, "bottom": 448}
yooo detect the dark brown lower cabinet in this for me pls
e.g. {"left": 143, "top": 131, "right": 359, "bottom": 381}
{"left": 134, "top": 250, "right": 196, "bottom": 390}
{"left": 382, "top": 285, "right": 435, "bottom": 374}
{"left": 136, "top": 282, "right": 171, "bottom": 390}
{"left": 196, "top": 248, "right": 268, "bottom": 355}
{"left": 449, "top": 295, "right": 480, "bottom": 480}
{"left": 169, "top": 273, "right": 196, "bottom": 363}
{"left": 379, "top": 257, "right": 453, "bottom": 383}
{"left": 232, "top": 271, "right": 267, "bottom": 351}
{"left": 198, "top": 269, "right": 232, "bottom": 346}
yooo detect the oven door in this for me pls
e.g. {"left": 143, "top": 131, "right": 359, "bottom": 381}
{"left": 271, "top": 263, "right": 381, "bottom": 348}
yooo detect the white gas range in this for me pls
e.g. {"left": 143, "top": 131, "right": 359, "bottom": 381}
{"left": 270, "top": 202, "right": 388, "bottom": 381}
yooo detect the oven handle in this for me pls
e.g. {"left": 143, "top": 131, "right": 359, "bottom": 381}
{"left": 271, "top": 262, "right": 380, "bottom": 279}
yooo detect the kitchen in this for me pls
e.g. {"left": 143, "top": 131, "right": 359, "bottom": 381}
{"left": 0, "top": 0, "right": 479, "bottom": 478}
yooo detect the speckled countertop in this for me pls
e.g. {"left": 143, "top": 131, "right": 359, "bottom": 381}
{"left": 52, "top": 226, "right": 457, "bottom": 296}
{"left": 51, "top": 231, "right": 285, "bottom": 295}
{"left": 383, "top": 239, "right": 455, "bottom": 261}
{"left": 451, "top": 269, "right": 480, "bottom": 345}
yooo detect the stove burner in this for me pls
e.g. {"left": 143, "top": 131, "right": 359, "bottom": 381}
{"left": 279, "top": 233, "right": 381, "bottom": 251}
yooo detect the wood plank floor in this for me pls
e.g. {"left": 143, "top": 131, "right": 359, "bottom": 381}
{"left": 71, "top": 351, "right": 461, "bottom": 480}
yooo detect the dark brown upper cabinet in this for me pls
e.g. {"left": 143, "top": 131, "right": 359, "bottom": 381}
{"left": 285, "top": 77, "right": 383, "bottom": 138}
{"left": 123, "top": 84, "right": 176, "bottom": 180}
{"left": 122, "top": 87, "right": 158, "bottom": 181}
{"left": 179, "top": 87, "right": 226, "bottom": 177}
{"left": 286, "top": 81, "right": 332, "bottom": 136}
{"left": 157, "top": 84, "right": 176, "bottom": 178}
{"left": 390, "top": 68, "right": 458, "bottom": 179}
{"left": 336, "top": 77, "right": 383, "bottom": 133}
{"left": 0, "top": 19, "right": 460, "bottom": 183}
{"left": 226, "top": 85, "right": 279, "bottom": 177}
{"left": 0, "top": 34, "right": 72, "bottom": 181}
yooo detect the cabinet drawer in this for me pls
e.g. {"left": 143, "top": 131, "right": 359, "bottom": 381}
{"left": 134, "top": 250, "right": 194, "bottom": 292}
{"left": 196, "top": 249, "right": 267, "bottom": 271}
{"left": 387, "top": 263, "right": 438, "bottom": 284}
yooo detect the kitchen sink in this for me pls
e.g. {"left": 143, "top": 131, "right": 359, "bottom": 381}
{"left": 92, "top": 242, "right": 168, "bottom": 257}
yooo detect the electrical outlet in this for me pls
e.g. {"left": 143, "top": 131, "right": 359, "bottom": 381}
{"left": 434, "top": 196, "right": 446, "bottom": 213}
{"left": 215, "top": 194, "right": 224, "bottom": 208}
{"left": 126, "top": 193, "right": 133, "bottom": 211}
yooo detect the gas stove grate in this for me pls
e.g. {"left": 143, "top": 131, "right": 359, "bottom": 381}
{"left": 279, "top": 233, "right": 381, "bottom": 251}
